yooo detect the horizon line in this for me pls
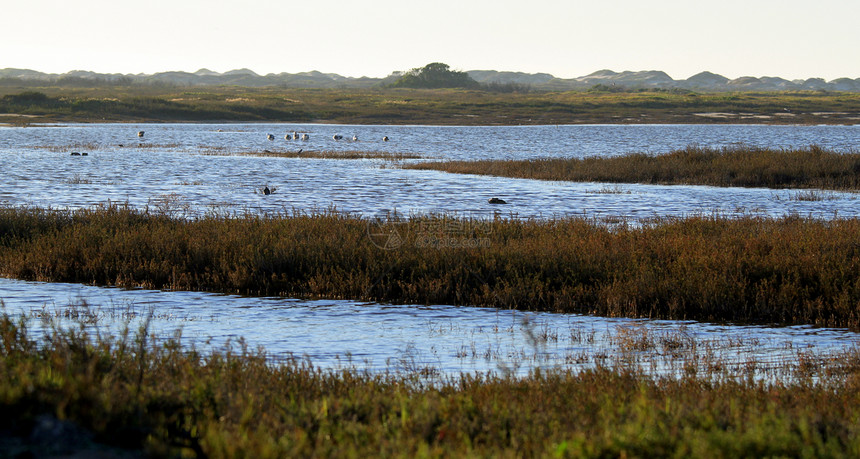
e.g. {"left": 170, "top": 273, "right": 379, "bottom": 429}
{"left": 3, "top": 66, "right": 858, "bottom": 83}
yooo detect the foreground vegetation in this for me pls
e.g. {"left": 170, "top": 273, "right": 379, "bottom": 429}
{"left": 1, "top": 86, "right": 859, "bottom": 125}
{"left": 3, "top": 205, "right": 860, "bottom": 329}
{"left": 408, "top": 145, "right": 860, "bottom": 190}
{"left": 2, "top": 310, "right": 860, "bottom": 457}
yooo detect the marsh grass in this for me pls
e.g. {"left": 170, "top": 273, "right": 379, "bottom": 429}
{"left": 2, "top": 309, "right": 860, "bottom": 457}
{"left": 440, "top": 316, "right": 860, "bottom": 383}
{"left": 783, "top": 189, "right": 845, "bottom": 201}
{"left": 39, "top": 142, "right": 103, "bottom": 152}
{"left": 202, "top": 150, "right": 426, "bottom": 160}
{"left": 587, "top": 184, "right": 632, "bottom": 194}
{"left": 37, "top": 142, "right": 183, "bottom": 152}
{"left": 125, "top": 142, "right": 183, "bottom": 149}
{"left": 28, "top": 299, "right": 201, "bottom": 325}
{"left": 4, "top": 205, "right": 860, "bottom": 328}
{"left": 407, "top": 145, "right": 860, "bottom": 190}
{"left": 146, "top": 193, "right": 192, "bottom": 219}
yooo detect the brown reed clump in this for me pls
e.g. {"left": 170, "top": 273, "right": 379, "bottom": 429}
{"left": 2, "top": 205, "right": 860, "bottom": 328}
{"left": 407, "top": 145, "right": 860, "bottom": 190}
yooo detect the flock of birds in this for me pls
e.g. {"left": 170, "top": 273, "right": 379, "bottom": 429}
{"left": 73, "top": 130, "right": 508, "bottom": 205}
{"left": 266, "top": 131, "right": 390, "bottom": 143}
{"left": 258, "top": 131, "right": 504, "bottom": 203}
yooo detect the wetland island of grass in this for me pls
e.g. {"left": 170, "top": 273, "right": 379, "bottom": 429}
{"left": 407, "top": 145, "right": 860, "bottom": 190}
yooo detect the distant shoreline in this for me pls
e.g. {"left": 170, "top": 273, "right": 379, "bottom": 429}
{"left": 2, "top": 86, "right": 858, "bottom": 126}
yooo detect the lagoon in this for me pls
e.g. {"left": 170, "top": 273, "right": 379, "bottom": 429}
{"left": 1, "top": 123, "right": 859, "bottom": 220}
{"left": 2, "top": 122, "right": 860, "bottom": 377}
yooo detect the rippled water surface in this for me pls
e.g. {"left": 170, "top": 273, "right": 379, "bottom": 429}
{"left": 2, "top": 278, "right": 858, "bottom": 378}
{"left": 2, "top": 123, "right": 859, "bottom": 376}
{"left": 1, "top": 123, "right": 859, "bottom": 219}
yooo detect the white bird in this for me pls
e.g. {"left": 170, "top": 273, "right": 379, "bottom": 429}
{"left": 301, "top": 133, "right": 309, "bottom": 140}
{"left": 382, "top": 136, "right": 389, "bottom": 142}
{"left": 352, "top": 135, "right": 359, "bottom": 141}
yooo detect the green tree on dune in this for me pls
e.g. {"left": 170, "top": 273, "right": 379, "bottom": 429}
{"left": 388, "top": 62, "right": 480, "bottom": 89}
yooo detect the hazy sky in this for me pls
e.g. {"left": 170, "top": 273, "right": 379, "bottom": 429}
{"left": 3, "top": 0, "right": 858, "bottom": 80}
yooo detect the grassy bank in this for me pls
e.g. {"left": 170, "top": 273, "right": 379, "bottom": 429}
{"left": 202, "top": 149, "right": 426, "bottom": 160}
{"left": 407, "top": 145, "right": 860, "bottom": 190}
{"left": 3, "top": 205, "right": 860, "bottom": 328}
{"left": 2, "top": 312, "right": 860, "bottom": 457}
{"left": 1, "top": 86, "right": 859, "bottom": 125}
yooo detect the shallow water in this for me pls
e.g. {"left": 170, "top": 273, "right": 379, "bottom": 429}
{"left": 1, "top": 123, "right": 859, "bottom": 220}
{"left": 2, "top": 278, "right": 858, "bottom": 378}
{"left": 2, "top": 123, "right": 860, "bottom": 377}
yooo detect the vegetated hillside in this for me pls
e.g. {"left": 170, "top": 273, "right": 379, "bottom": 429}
{"left": 2, "top": 65, "right": 859, "bottom": 91}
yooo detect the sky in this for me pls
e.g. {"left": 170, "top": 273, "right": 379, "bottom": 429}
{"left": 3, "top": 0, "right": 859, "bottom": 81}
